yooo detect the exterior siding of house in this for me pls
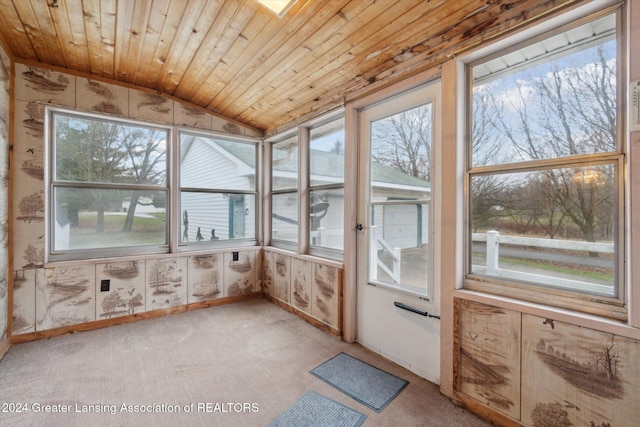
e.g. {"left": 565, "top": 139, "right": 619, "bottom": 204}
{"left": 180, "top": 138, "right": 257, "bottom": 242}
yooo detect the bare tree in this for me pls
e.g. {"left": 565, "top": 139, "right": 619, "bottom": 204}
{"left": 470, "top": 89, "right": 514, "bottom": 230}
{"left": 121, "top": 130, "right": 166, "bottom": 232}
{"left": 483, "top": 43, "right": 617, "bottom": 245}
{"left": 56, "top": 118, "right": 129, "bottom": 232}
{"left": 371, "top": 104, "right": 432, "bottom": 181}
{"left": 592, "top": 336, "right": 621, "bottom": 382}
{"left": 56, "top": 117, "right": 165, "bottom": 234}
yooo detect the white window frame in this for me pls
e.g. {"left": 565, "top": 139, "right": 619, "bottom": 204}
{"left": 461, "top": 3, "right": 627, "bottom": 320}
{"left": 266, "top": 109, "right": 345, "bottom": 259}
{"left": 46, "top": 107, "right": 261, "bottom": 263}
{"left": 267, "top": 129, "right": 300, "bottom": 252}
{"left": 305, "top": 112, "right": 345, "bottom": 260}
{"left": 178, "top": 129, "right": 259, "bottom": 250}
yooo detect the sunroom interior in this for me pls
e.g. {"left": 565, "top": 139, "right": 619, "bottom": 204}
{"left": 1, "top": 0, "right": 640, "bottom": 426}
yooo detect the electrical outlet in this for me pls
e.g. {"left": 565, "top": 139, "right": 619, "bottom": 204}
{"left": 100, "top": 279, "right": 110, "bottom": 292}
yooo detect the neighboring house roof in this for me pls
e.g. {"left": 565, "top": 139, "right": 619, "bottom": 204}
{"left": 184, "top": 135, "right": 430, "bottom": 190}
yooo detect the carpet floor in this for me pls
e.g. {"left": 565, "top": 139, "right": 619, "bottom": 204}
{"left": 0, "top": 298, "right": 490, "bottom": 426}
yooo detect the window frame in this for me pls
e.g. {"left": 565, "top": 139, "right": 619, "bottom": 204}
{"left": 306, "top": 114, "right": 345, "bottom": 260}
{"left": 47, "top": 108, "right": 172, "bottom": 262}
{"left": 268, "top": 130, "right": 300, "bottom": 252}
{"left": 266, "top": 109, "right": 346, "bottom": 259}
{"left": 462, "top": 4, "right": 627, "bottom": 320}
{"left": 46, "top": 107, "right": 261, "bottom": 263}
{"left": 178, "top": 129, "right": 260, "bottom": 250}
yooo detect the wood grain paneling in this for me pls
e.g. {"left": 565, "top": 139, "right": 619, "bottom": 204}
{"left": 456, "top": 299, "right": 521, "bottom": 420}
{"left": 0, "top": 0, "right": 583, "bottom": 132}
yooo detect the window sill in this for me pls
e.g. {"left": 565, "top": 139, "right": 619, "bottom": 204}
{"left": 454, "top": 288, "right": 640, "bottom": 341}
{"left": 263, "top": 246, "right": 344, "bottom": 270}
{"left": 44, "top": 245, "right": 261, "bottom": 268}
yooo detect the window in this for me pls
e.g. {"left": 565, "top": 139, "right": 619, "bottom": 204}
{"left": 180, "top": 131, "right": 258, "bottom": 246}
{"left": 49, "top": 110, "right": 169, "bottom": 261}
{"left": 268, "top": 110, "right": 345, "bottom": 258}
{"left": 465, "top": 9, "right": 624, "bottom": 316}
{"left": 48, "top": 109, "right": 259, "bottom": 262}
{"left": 270, "top": 133, "right": 299, "bottom": 249}
{"left": 308, "top": 117, "right": 345, "bottom": 258}
{"left": 369, "top": 101, "right": 432, "bottom": 296}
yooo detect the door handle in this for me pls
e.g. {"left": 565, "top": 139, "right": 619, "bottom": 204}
{"left": 356, "top": 223, "right": 364, "bottom": 231}
{"left": 394, "top": 302, "right": 440, "bottom": 319}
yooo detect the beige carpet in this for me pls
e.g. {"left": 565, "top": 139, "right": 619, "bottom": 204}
{"left": 0, "top": 298, "right": 489, "bottom": 426}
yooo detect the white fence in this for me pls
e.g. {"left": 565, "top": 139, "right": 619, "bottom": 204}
{"left": 472, "top": 230, "right": 615, "bottom": 296}
{"left": 370, "top": 225, "right": 401, "bottom": 284}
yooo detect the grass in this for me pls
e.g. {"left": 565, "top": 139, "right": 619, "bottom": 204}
{"left": 501, "top": 255, "right": 614, "bottom": 282}
{"left": 472, "top": 251, "right": 614, "bottom": 284}
{"left": 70, "top": 212, "right": 166, "bottom": 248}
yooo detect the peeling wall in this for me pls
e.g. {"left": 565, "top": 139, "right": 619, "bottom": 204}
{"left": 0, "top": 43, "right": 10, "bottom": 352}
{"left": 262, "top": 249, "right": 342, "bottom": 334}
{"left": 456, "top": 299, "right": 640, "bottom": 426}
{"left": 11, "top": 63, "right": 261, "bottom": 336}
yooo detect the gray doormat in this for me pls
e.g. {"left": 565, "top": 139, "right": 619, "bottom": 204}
{"left": 269, "top": 391, "right": 366, "bottom": 427}
{"left": 310, "top": 352, "right": 409, "bottom": 412}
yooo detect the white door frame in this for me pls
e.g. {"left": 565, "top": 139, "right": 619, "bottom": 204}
{"left": 343, "top": 71, "right": 443, "bottom": 345}
{"left": 343, "top": 74, "right": 443, "bottom": 382}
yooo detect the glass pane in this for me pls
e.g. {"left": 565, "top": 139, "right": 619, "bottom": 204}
{"left": 271, "top": 192, "right": 298, "bottom": 243}
{"left": 470, "top": 164, "right": 616, "bottom": 296}
{"left": 310, "top": 117, "right": 344, "bottom": 186}
{"left": 53, "top": 188, "right": 166, "bottom": 251}
{"left": 368, "top": 102, "right": 432, "bottom": 296}
{"left": 309, "top": 187, "right": 344, "bottom": 251}
{"left": 180, "top": 192, "right": 256, "bottom": 242}
{"left": 55, "top": 113, "right": 167, "bottom": 185}
{"left": 471, "top": 14, "right": 617, "bottom": 167}
{"left": 369, "top": 202, "right": 429, "bottom": 295}
{"left": 370, "top": 104, "right": 432, "bottom": 197}
{"left": 180, "top": 133, "right": 256, "bottom": 191}
{"left": 272, "top": 135, "right": 298, "bottom": 191}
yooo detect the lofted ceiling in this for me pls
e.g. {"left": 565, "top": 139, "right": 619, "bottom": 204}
{"left": 0, "top": 0, "right": 581, "bottom": 134}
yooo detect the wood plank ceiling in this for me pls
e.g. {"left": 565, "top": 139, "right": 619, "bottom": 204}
{"left": 0, "top": 0, "right": 582, "bottom": 134}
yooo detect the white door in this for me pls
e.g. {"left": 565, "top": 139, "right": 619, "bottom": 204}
{"left": 356, "top": 81, "right": 442, "bottom": 383}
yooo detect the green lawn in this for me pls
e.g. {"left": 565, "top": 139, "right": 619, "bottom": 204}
{"left": 70, "top": 212, "right": 166, "bottom": 248}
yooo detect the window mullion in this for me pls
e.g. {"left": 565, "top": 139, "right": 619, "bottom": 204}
{"left": 170, "top": 126, "right": 180, "bottom": 254}
{"left": 298, "top": 127, "right": 310, "bottom": 254}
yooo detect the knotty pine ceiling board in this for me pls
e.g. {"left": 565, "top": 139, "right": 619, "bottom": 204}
{"left": 0, "top": 0, "right": 585, "bottom": 134}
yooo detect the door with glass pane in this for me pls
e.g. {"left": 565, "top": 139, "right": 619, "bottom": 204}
{"left": 356, "top": 82, "right": 441, "bottom": 382}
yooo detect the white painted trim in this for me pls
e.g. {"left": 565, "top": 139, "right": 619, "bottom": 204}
{"left": 342, "top": 105, "right": 359, "bottom": 343}
{"left": 355, "top": 77, "right": 442, "bottom": 383}
{"left": 298, "top": 126, "right": 310, "bottom": 254}
{"left": 169, "top": 126, "right": 180, "bottom": 254}
{"left": 459, "top": 0, "right": 622, "bottom": 65}
{"left": 628, "top": 0, "right": 640, "bottom": 328}
{"left": 262, "top": 139, "right": 272, "bottom": 247}
{"left": 438, "top": 58, "right": 466, "bottom": 398}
